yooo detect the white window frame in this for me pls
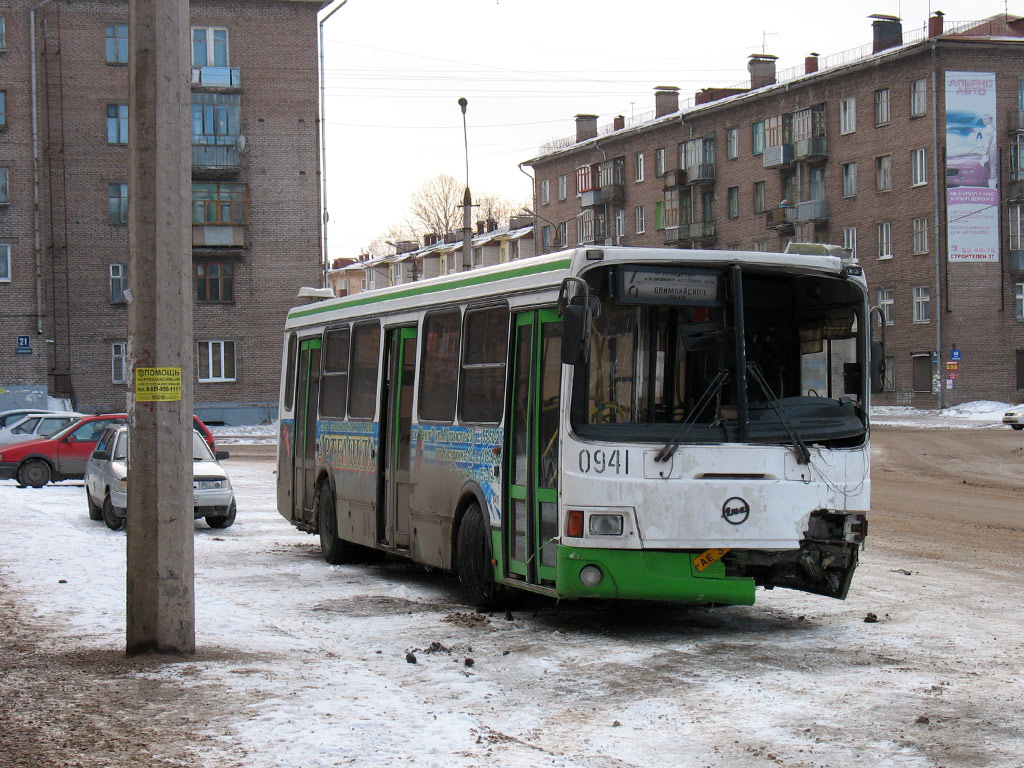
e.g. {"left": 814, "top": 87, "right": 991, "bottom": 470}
{"left": 876, "top": 155, "right": 892, "bottom": 192}
{"left": 191, "top": 26, "right": 229, "bottom": 68}
{"left": 111, "top": 342, "right": 127, "bottom": 384}
{"left": 0, "top": 244, "right": 10, "bottom": 282}
{"left": 878, "top": 289, "right": 894, "bottom": 325}
{"left": 540, "top": 179, "right": 550, "bottom": 205}
{"left": 1013, "top": 205, "right": 1024, "bottom": 250}
{"left": 910, "top": 78, "right": 927, "bottom": 117}
{"left": 557, "top": 174, "right": 567, "bottom": 201}
{"left": 1016, "top": 282, "right": 1024, "bottom": 320}
{"left": 911, "top": 148, "right": 928, "bottom": 186}
{"left": 635, "top": 205, "right": 645, "bottom": 234}
{"left": 913, "top": 286, "right": 931, "bottom": 323}
{"left": 655, "top": 148, "right": 666, "bottom": 177}
{"left": 840, "top": 97, "right": 856, "bottom": 134}
{"left": 108, "top": 182, "right": 128, "bottom": 225}
{"left": 198, "top": 340, "right": 236, "bottom": 382}
{"left": 912, "top": 217, "right": 928, "bottom": 254}
{"left": 613, "top": 208, "right": 624, "bottom": 239}
{"left": 110, "top": 263, "right": 127, "bottom": 304}
{"left": 106, "top": 23, "right": 128, "bottom": 65}
{"left": 558, "top": 221, "right": 567, "bottom": 247}
{"left": 753, "top": 181, "right": 765, "bottom": 214}
{"left": 107, "top": 104, "right": 129, "bottom": 145}
{"left": 877, "top": 221, "right": 893, "bottom": 259}
{"left": 726, "top": 128, "right": 738, "bottom": 159}
{"left": 842, "top": 162, "right": 857, "bottom": 197}
{"left": 634, "top": 153, "right": 644, "bottom": 183}
{"left": 875, "top": 88, "right": 890, "bottom": 126}
{"left": 843, "top": 226, "right": 858, "bottom": 260}
{"left": 727, "top": 186, "right": 739, "bottom": 218}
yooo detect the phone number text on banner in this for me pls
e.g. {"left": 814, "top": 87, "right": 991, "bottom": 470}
{"left": 135, "top": 367, "right": 182, "bottom": 402}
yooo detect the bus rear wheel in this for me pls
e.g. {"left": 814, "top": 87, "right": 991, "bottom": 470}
{"left": 317, "top": 484, "right": 357, "bottom": 565}
{"left": 457, "top": 501, "right": 496, "bottom": 610}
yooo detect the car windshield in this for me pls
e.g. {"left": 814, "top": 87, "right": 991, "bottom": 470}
{"left": 47, "top": 418, "right": 85, "bottom": 441}
{"left": 193, "top": 431, "right": 215, "bottom": 461}
{"left": 112, "top": 432, "right": 128, "bottom": 461}
{"left": 569, "top": 263, "right": 869, "bottom": 448}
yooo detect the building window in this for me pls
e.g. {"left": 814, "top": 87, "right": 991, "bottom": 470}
{"left": 912, "top": 353, "right": 932, "bottom": 392}
{"left": 0, "top": 168, "right": 8, "bottom": 204}
{"left": 541, "top": 225, "right": 551, "bottom": 249}
{"left": 0, "top": 15, "right": 5, "bottom": 50}
{"left": 1011, "top": 204, "right": 1024, "bottom": 250}
{"left": 910, "top": 78, "right": 927, "bottom": 117}
{"left": 635, "top": 205, "right": 645, "bottom": 234}
{"left": 844, "top": 226, "right": 858, "bottom": 259}
{"left": 198, "top": 340, "right": 236, "bottom": 383}
{"left": 1017, "top": 349, "right": 1024, "bottom": 389}
{"left": 540, "top": 179, "right": 549, "bottom": 205}
{"left": 0, "top": 91, "right": 6, "bottom": 128}
{"left": 110, "top": 263, "right": 127, "bottom": 304}
{"left": 876, "top": 155, "right": 892, "bottom": 192}
{"left": 575, "top": 165, "right": 594, "bottom": 195}
{"left": 842, "top": 162, "right": 857, "bottom": 197}
{"left": 655, "top": 148, "right": 665, "bottom": 177}
{"left": 108, "top": 183, "right": 128, "bottom": 225}
{"left": 1016, "top": 282, "right": 1024, "bottom": 320}
{"left": 106, "top": 24, "right": 128, "bottom": 64}
{"left": 192, "top": 182, "right": 247, "bottom": 225}
{"left": 0, "top": 244, "right": 9, "bottom": 282}
{"left": 912, "top": 217, "right": 928, "bottom": 254}
{"left": 613, "top": 208, "right": 624, "bottom": 239}
{"left": 911, "top": 148, "right": 928, "bottom": 186}
{"left": 191, "top": 92, "right": 241, "bottom": 149}
{"left": 878, "top": 222, "right": 893, "bottom": 259}
{"left": 634, "top": 153, "right": 645, "bottom": 183}
{"left": 557, "top": 174, "right": 567, "bottom": 201}
{"left": 874, "top": 88, "right": 890, "bottom": 126}
{"left": 752, "top": 121, "right": 764, "bottom": 155}
{"left": 840, "top": 97, "right": 856, "bottom": 134}
{"left": 195, "top": 262, "right": 234, "bottom": 303}
{"left": 726, "top": 128, "right": 738, "bottom": 160}
{"left": 192, "top": 27, "right": 229, "bottom": 67}
{"left": 111, "top": 342, "right": 127, "bottom": 384}
{"left": 878, "top": 289, "right": 894, "bottom": 325}
{"left": 753, "top": 181, "right": 766, "bottom": 214}
{"left": 106, "top": 104, "right": 128, "bottom": 145}
{"left": 883, "top": 355, "right": 896, "bottom": 391}
{"left": 727, "top": 186, "right": 739, "bottom": 218}
{"left": 752, "top": 238, "right": 768, "bottom": 252}
{"left": 913, "top": 287, "right": 931, "bottom": 323}
{"left": 601, "top": 157, "right": 624, "bottom": 188}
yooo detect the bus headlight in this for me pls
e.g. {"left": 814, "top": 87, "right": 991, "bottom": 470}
{"left": 588, "top": 514, "right": 624, "bottom": 536}
{"left": 579, "top": 565, "right": 603, "bottom": 587}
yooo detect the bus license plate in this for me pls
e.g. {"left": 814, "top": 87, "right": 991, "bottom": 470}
{"left": 693, "top": 548, "right": 730, "bottom": 572}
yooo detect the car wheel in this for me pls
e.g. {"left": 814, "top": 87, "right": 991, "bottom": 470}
{"left": 102, "top": 494, "right": 123, "bottom": 531}
{"left": 86, "top": 491, "right": 103, "bottom": 521}
{"left": 1012, "top": 424, "right": 1023, "bottom": 431}
{"left": 205, "top": 499, "right": 237, "bottom": 529}
{"left": 456, "top": 501, "right": 496, "bottom": 610}
{"left": 17, "top": 459, "right": 52, "bottom": 488}
{"left": 317, "top": 483, "right": 357, "bottom": 565}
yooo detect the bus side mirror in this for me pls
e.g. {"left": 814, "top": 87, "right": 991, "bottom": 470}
{"left": 561, "top": 303, "right": 588, "bottom": 365}
{"left": 870, "top": 340, "right": 885, "bottom": 394}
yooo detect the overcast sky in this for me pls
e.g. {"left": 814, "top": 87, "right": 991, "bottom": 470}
{"left": 319, "top": 0, "right": 1018, "bottom": 262}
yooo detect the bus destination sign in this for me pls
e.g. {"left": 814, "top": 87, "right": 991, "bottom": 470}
{"left": 619, "top": 267, "right": 720, "bottom": 306}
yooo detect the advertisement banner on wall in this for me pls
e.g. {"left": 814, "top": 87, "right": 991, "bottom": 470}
{"left": 945, "top": 71, "right": 999, "bottom": 263}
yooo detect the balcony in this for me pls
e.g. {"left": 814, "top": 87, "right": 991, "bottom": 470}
{"left": 685, "top": 163, "right": 715, "bottom": 185}
{"left": 191, "top": 66, "right": 241, "bottom": 90}
{"left": 765, "top": 206, "right": 795, "bottom": 232}
{"left": 794, "top": 200, "right": 829, "bottom": 222}
{"left": 580, "top": 189, "right": 601, "bottom": 208}
{"left": 663, "top": 169, "right": 687, "bottom": 188}
{"left": 663, "top": 226, "right": 686, "bottom": 244}
{"left": 600, "top": 183, "right": 625, "bottom": 204}
{"left": 763, "top": 144, "right": 794, "bottom": 169}
{"left": 687, "top": 221, "right": 716, "bottom": 241}
{"left": 193, "top": 224, "right": 245, "bottom": 247}
{"left": 192, "top": 143, "right": 240, "bottom": 173}
{"left": 793, "top": 137, "right": 828, "bottom": 162}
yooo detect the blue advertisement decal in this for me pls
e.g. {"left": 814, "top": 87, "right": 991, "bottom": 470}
{"left": 414, "top": 424, "right": 504, "bottom": 519}
{"left": 317, "top": 419, "right": 379, "bottom": 473}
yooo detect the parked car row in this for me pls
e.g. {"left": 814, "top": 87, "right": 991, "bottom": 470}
{"left": 1004, "top": 404, "right": 1024, "bottom": 430}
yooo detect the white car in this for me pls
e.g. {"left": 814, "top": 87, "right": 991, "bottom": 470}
{"left": 84, "top": 425, "right": 236, "bottom": 530}
{"left": 0, "top": 412, "right": 83, "bottom": 448}
{"left": 0, "top": 408, "right": 67, "bottom": 430}
{"left": 1003, "top": 404, "right": 1024, "bottom": 430}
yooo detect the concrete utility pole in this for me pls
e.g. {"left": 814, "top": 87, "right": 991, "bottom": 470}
{"left": 126, "top": 0, "right": 195, "bottom": 655}
{"left": 459, "top": 97, "right": 472, "bottom": 272}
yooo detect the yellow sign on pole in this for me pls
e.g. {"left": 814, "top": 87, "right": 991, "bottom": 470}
{"left": 135, "top": 367, "right": 182, "bottom": 402}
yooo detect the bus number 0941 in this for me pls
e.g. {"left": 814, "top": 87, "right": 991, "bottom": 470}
{"left": 578, "top": 448, "right": 628, "bottom": 475}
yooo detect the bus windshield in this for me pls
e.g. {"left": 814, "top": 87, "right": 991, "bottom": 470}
{"left": 569, "top": 263, "right": 868, "bottom": 448}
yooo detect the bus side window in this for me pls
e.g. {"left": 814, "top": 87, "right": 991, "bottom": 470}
{"left": 320, "top": 326, "right": 350, "bottom": 419}
{"left": 459, "top": 305, "right": 509, "bottom": 424}
{"left": 283, "top": 333, "right": 297, "bottom": 411}
{"left": 419, "top": 309, "right": 461, "bottom": 422}
{"left": 348, "top": 322, "right": 381, "bottom": 419}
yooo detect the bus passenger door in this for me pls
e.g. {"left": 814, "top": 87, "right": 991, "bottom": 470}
{"left": 380, "top": 326, "right": 417, "bottom": 550}
{"left": 506, "top": 309, "right": 561, "bottom": 587}
{"left": 292, "top": 337, "right": 322, "bottom": 525}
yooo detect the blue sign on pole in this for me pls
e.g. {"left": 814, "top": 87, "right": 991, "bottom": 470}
{"left": 16, "top": 336, "right": 32, "bottom": 355}
{"left": 951, "top": 349, "right": 962, "bottom": 361}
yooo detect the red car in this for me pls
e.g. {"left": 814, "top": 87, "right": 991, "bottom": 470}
{"left": 0, "top": 414, "right": 215, "bottom": 487}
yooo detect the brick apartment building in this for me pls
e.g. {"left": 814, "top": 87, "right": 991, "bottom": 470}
{"left": 524, "top": 13, "right": 1024, "bottom": 408}
{"left": 0, "top": 0, "right": 326, "bottom": 424}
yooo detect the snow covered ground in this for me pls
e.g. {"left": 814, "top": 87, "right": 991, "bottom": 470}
{"left": 1, "top": 405, "right": 1021, "bottom": 766}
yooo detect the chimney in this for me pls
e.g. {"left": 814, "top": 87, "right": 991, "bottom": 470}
{"left": 510, "top": 215, "right": 532, "bottom": 230}
{"left": 486, "top": 218, "right": 497, "bottom": 232}
{"left": 476, "top": 220, "right": 485, "bottom": 234}
{"left": 613, "top": 115, "right": 625, "bottom": 131}
{"left": 654, "top": 86, "right": 679, "bottom": 117}
{"left": 395, "top": 240, "right": 418, "bottom": 254}
{"left": 805, "top": 53, "right": 819, "bottom": 75}
{"left": 424, "top": 233, "right": 438, "bottom": 247}
{"left": 928, "top": 11, "right": 944, "bottom": 38}
{"left": 871, "top": 14, "right": 903, "bottom": 53}
{"left": 748, "top": 54, "right": 778, "bottom": 89}
{"left": 575, "top": 114, "right": 598, "bottom": 142}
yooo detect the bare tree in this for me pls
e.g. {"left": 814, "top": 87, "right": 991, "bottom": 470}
{"left": 363, "top": 223, "right": 419, "bottom": 259}
{"left": 408, "top": 173, "right": 462, "bottom": 238}
{"left": 475, "top": 194, "right": 530, "bottom": 229}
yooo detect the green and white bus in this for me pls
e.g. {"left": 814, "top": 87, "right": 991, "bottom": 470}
{"left": 277, "top": 245, "right": 880, "bottom": 607}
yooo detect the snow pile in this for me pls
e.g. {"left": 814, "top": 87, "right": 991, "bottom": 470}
{"left": 870, "top": 400, "right": 1011, "bottom": 429}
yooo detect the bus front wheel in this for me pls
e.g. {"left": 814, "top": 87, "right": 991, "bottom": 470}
{"left": 317, "top": 484, "right": 357, "bottom": 565}
{"left": 457, "top": 501, "right": 495, "bottom": 610}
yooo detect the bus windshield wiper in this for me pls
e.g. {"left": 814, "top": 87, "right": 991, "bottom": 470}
{"left": 655, "top": 369, "right": 730, "bottom": 463}
{"left": 746, "top": 362, "right": 811, "bottom": 465}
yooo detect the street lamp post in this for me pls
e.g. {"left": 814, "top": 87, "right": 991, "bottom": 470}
{"left": 319, "top": 0, "right": 349, "bottom": 288}
{"left": 459, "top": 97, "right": 472, "bottom": 272}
